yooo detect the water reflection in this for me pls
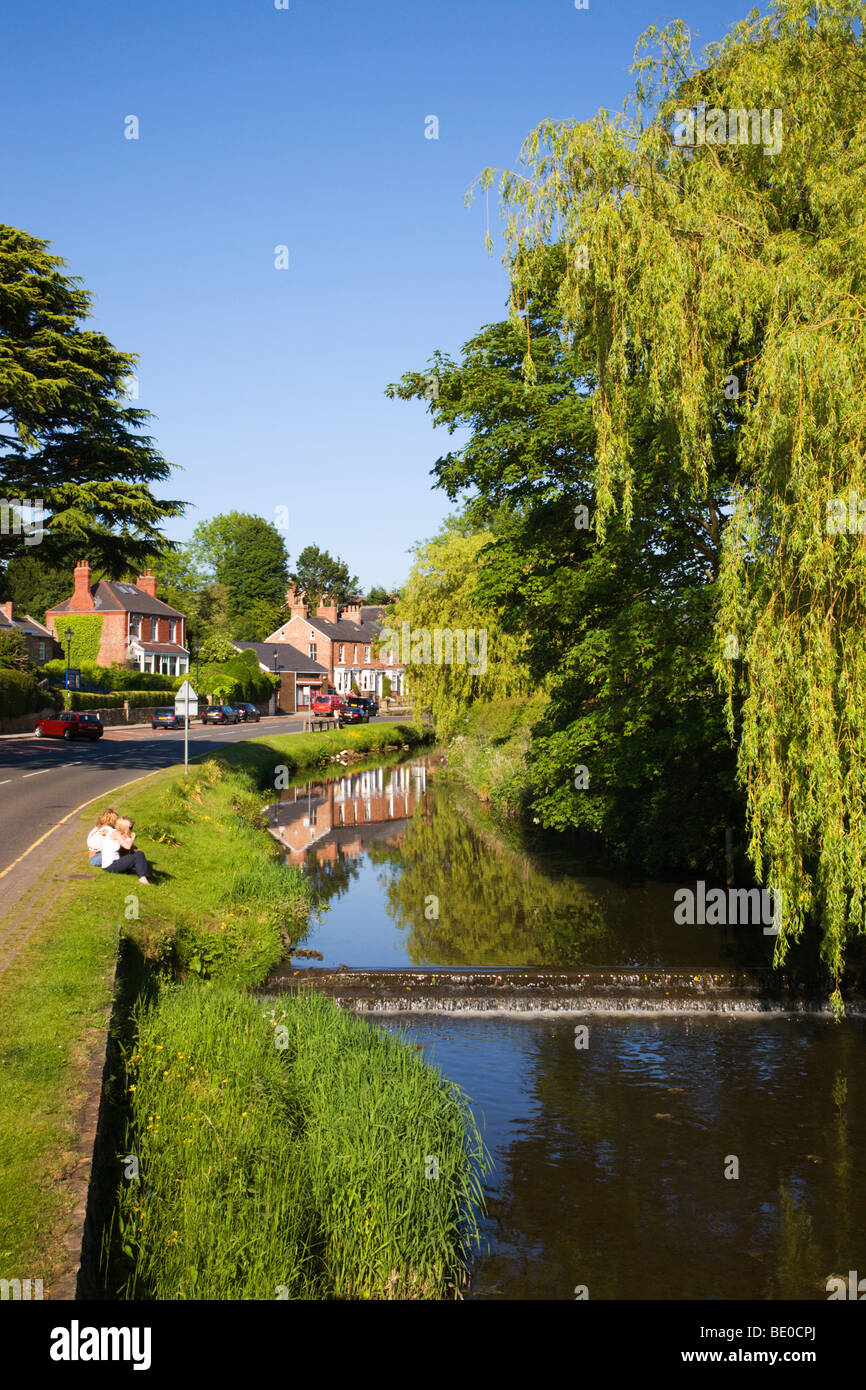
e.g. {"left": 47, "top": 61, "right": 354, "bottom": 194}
{"left": 375, "top": 1014, "right": 865, "bottom": 1300}
{"left": 265, "top": 759, "right": 778, "bottom": 970}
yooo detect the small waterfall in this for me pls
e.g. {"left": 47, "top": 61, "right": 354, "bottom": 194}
{"left": 261, "top": 967, "right": 866, "bottom": 1016}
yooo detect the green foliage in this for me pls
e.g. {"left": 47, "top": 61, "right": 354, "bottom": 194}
{"left": 110, "top": 983, "right": 487, "bottom": 1299}
{"left": 385, "top": 518, "right": 530, "bottom": 740}
{"left": 0, "top": 555, "right": 69, "bottom": 618}
{"left": 71, "top": 691, "right": 162, "bottom": 710}
{"left": 41, "top": 658, "right": 178, "bottom": 692}
{"left": 198, "top": 632, "right": 237, "bottom": 663}
{"left": 189, "top": 512, "right": 289, "bottom": 628}
{"left": 59, "top": 614, "right": 103, "bottom": 666}
{"left": 0, "top": 668, "right": 38, "bottom": 717}
{"left": 365, "top": 585, "right": 393, "bottom": 605}
{"left": 479, "top": 0, "right": 866, "bottom": 984}
{"left": 289, "top": 544, "right": 358, "bottom": 609}
{"left": 0, "top": 224, "right": 184, "bottom": 573}
{"left": 0, "top": 628, "right": 31, "bottom": 670}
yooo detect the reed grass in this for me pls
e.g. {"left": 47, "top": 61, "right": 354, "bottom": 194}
{"left": 107, "top": 982, "right": 488, "bottom": 1300}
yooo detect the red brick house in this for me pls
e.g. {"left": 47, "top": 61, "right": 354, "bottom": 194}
{"left": 45, "top": 562, "right": 190, "bottom": 676}
{"left": 232, "top": 640, "right": 328, "bottom": 714}
{"left": 265, "top": 588, "right": 404, "bottom": 701}
{"left": 0, "top": 603, "right": 59, "bottom": 665}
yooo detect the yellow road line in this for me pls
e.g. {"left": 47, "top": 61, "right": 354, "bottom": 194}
{"left": 0, "top": 765, "right": 174, "bottom": 882}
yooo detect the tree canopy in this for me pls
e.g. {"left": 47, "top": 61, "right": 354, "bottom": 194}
{"left": 188, "top": 511, "right": 289, "bottom": 634}
{"left": 0, "top": 225, "right": 184, "bottom": 576}
{"left": 473, "top": 0, "right": 866, "bottom": 1003}
{"left": 289, "top": 545, "right": 358, "bottom": 609}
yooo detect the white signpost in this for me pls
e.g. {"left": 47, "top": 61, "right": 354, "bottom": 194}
{"left": 174, "top": 680, "right": 199, "bottom": 775}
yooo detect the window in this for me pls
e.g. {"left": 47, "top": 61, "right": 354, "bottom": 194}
{"left": 135, "top": 615, "right": 143, "bottom": 637}
{"left": 169, "top": 620, "right": 177, "bottom": 643}
{"left": 144, "top": 656, "right": 153, "bottom": 673}
{"left": 151, "top": 618, "right": 158, "bottom": 640}
{"left": 354, "top": 646, "right": 359, "bottom": 664}
{"left": 338, "top": 644, "right": 345, "bottom": 663}
{"left": 308, "top": 643, "right": 317, "bottom": 661}
{"left": 39, "top": 641, "right": 46, "bottom": 661}
{"left": 364, "top": 646, "right": 371, "bottom": 663}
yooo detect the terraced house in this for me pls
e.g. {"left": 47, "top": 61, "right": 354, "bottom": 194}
{"left": 45, "top": 561, "right": 190, "bottom": 676}
{"left": 266, "top": 587, "right": 404, "bottom": 700}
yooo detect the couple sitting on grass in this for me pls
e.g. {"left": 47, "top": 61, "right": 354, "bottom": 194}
{"left": 86, "top": 807, "right": 152, "bottom": 885}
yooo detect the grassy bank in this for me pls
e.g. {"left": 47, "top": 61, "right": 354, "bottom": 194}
{"left": 0, "top": 719, "right": 487, "bottom": 1299}
{"left": 106, "top": 983, "right": 485, "bottom": 1299}
{"left": 445, "top": 697, "right": 547, "bottom": 818}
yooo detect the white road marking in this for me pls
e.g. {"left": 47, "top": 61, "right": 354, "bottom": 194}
{"left": 22, "top": 768, "right": 54, "bottom": 779}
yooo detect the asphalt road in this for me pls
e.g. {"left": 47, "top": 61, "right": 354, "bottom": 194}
{"left": 0, "top": 714, "right": 382, "bottom": 876}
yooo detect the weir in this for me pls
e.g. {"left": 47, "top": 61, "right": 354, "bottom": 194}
{"left": 261, "top": 965, "right": 866, "bottom": 1015}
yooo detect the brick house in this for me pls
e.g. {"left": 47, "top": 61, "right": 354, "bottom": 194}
{"left": 270, "top": 761, "right": 427, "bottom": 864}
{"left": 45, "top": 561, "right": 189, "bottom": 676}
{"left": 232, "top": 640, "right": 328, "bottom": 714}
{"left": 265, "top": 589, "right": 404, "bottom": 701}
{"left": 0, "top": 603, "right": 60, "bottom": 665}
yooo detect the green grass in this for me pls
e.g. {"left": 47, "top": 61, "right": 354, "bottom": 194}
{"left": 104, "top": 982, "right": 487, "bottom": 1300}
{"left": 0, "top": 720, "right": 480, "bottom": 1299}
{"left": 0, "top": 865, "right": 121, "bottom": 1286}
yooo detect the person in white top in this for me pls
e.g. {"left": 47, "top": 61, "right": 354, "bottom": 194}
{"left": 100, "top": 816, "right": 151, "bottom": 885}
{"left": 86, "top": 808, "right": 118, "bottom": 868}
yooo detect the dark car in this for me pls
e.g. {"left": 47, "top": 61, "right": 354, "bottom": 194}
{"left": 152, "top": 706, "right": 182, "bottom": 730}
{"left": 311, "top": 693, "right": 344, "bottom": 717}
{"left": 33, "top": 710, "right": 104, "bottom": 741}
{"left": 348, "top": 695, "right": 379, "bottom": 718}
{"left": 201, "top": 704, "right": 241, "bottom": 725}
{"left": 339, "top": 699, "right": 371, "bottom": 727}
{"left": 235, "top": 702, "right": 261, "bottom": 723}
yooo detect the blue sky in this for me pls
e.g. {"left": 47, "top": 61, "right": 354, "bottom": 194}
{"left": 4, "top": 0, "right": 752, "bottom": 590}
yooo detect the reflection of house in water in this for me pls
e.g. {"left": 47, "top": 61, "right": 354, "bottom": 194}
{"left": 268, "top": 763, "right": 428, "bottom": 865}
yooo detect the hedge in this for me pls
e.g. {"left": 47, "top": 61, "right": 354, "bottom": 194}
{"left": 71, "top": 691, "right": 168, "bottom": 711}
{"left": 42, "top": 659, "right": 179, "bottom": 693}
{"left": 0, "top": 669, "right": 39, "bottom": 718}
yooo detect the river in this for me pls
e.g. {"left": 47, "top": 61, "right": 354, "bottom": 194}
{"left": 264, "top": 754, "right": 866, "bottom": 1300}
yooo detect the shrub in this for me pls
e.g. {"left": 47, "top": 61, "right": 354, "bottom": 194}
{"left": 0, "top": 669, "right": 38, "bottom": 717}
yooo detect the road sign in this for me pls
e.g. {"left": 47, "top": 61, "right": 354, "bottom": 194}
{"left": 174, "top": 679, "right": 198, "bottom": 716}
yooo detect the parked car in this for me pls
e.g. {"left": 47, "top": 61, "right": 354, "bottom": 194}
{"left": 346, "top": 695, "right": 378, "bottom": 718}
{"left": 235, "top": 702, "right": 261, "bottom": 722}
{"left": 152, "top": 707, "right": 183, "bottom": 730}
{"left": 33, "top": 710, "right": 104, "bottom": 741}
{"left": 339, "top": 699, "right": 371, "bottom": 726}
{"left": 311, "top": 693, "right": 345, "bottom": 717}
{"left": 200, "top": 704, "right": 241, "bottom": 725}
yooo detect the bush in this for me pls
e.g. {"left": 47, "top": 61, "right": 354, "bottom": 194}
{"left": 71, "top": 690, "right": 169, "bottom": 710}
{"left": 0, "top": 669, "right": 38, "bottom": 718}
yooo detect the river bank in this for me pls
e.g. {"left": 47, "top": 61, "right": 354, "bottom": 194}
{"left": 1, "top": 721, "right": 493, "bottom": 1300}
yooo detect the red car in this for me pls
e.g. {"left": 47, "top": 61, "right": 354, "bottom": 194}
{"left": 33, "top": 710, "right": 104, "bottom": 741}
{"left": 311, "top": 692, "right": 344, "bottom": 717}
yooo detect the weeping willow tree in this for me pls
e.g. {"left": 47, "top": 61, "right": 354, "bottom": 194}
{"left": 384, "top": 517, "right": 531, "bottom": 739}
{"left": 476, "top": 0, "right": 866, "bottom": 1009}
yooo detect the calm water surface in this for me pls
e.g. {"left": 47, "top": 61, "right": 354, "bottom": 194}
{"left": 266, "top": 757, "right": 866, "bottom": 1299}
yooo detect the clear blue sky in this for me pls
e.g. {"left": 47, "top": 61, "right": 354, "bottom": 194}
{"left": 4, "top": 0, "right": 752, "bottom": 591}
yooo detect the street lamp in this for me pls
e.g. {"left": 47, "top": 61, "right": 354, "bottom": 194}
{"left": 64, "top": 627, "right": 73, "bottom": 708}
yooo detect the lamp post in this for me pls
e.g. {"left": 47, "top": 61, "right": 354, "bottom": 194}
{"left": 64, "top": 627, "right": 73, "bottom": 709}
{"left": 272, "top": 649, "right": 281, "bottom": 716}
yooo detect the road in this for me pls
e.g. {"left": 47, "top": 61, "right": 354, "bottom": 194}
{"left": 0, "top": 714, "right": 383, "bottom": 876}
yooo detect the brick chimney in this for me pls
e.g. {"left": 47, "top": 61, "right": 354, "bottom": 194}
{"left": 136, "top": 570, "right": 158, "bottom": 599}
{"left": 71, "top": 561, "right": 94, "bottom": 611}
{"left": 341, "top": 601, "right": 362, "bottom": 625}
{"left": 287, "top": 585, "right": 308, "bottom": 618}
{"left": 316, "top": 602, "right": 340, "bottom": 623}
{"left": 0, "top": 601, "right": 13, "bottom": 622}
